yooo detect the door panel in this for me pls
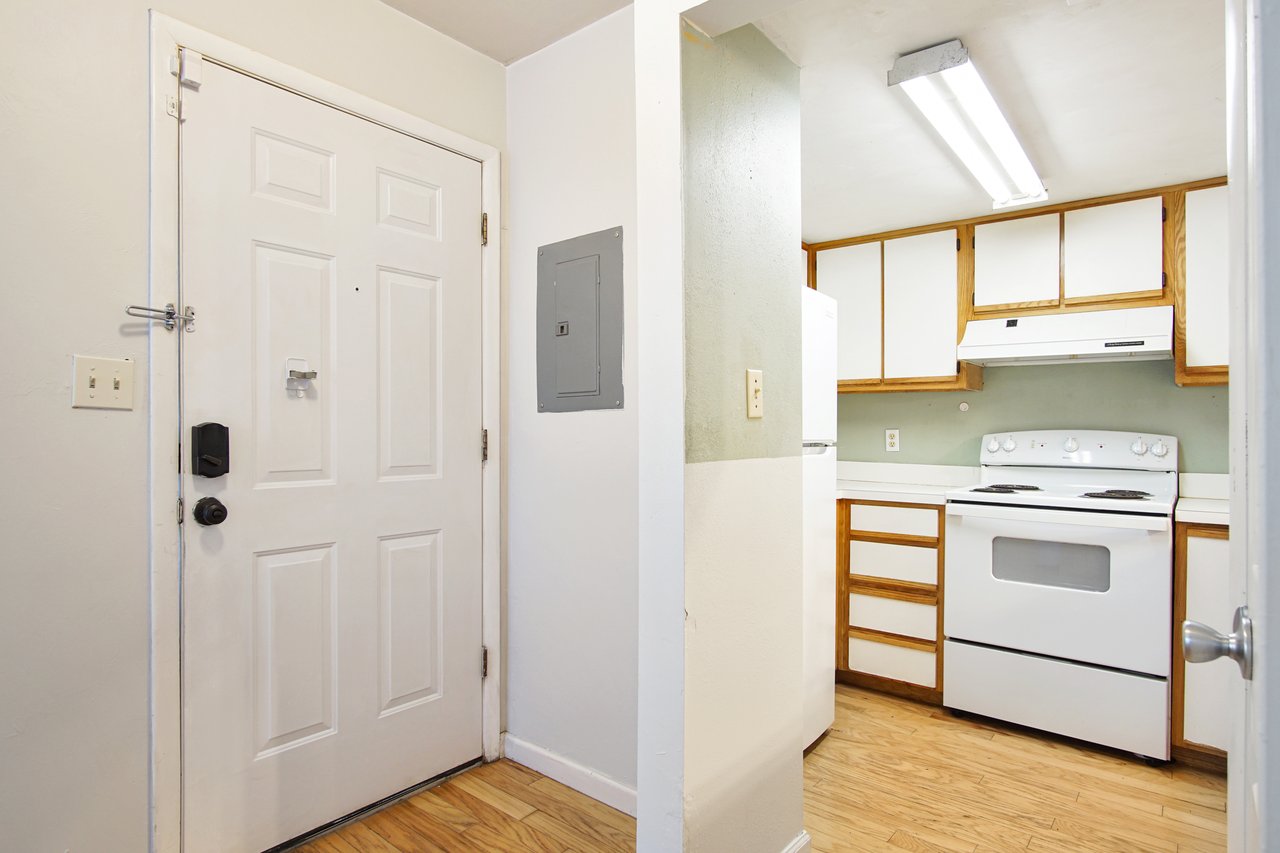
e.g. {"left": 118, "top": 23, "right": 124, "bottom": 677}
{"left": 883, "top": 230, "right": 958, "bottom": 379}
{"left": 181, "top": 61, "right": 483, "bottom": 852}
{"left": 816, "top": 242, "right": 881, "bottom": 381}
{"left": 1062, "top": 197, "right": 1163, "bottom": 300}
{"left": 1185, "top": 185, "right": 1230, "bottom": 368}
{"left": 974, "top": 213, "right": 1060, "bottom": 309}
{"left": 945, "top": 508, "right": 1172, "bottom": 676}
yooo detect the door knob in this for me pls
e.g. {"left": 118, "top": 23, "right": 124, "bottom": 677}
{"left": 193, "top": 496, "right": 228, "bottom": 526}
{"left": 1183, "top": 605, "right": 1253, "bottom": 680}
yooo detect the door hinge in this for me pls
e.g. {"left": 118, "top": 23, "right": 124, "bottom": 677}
{"left": 177, "top": 496, "right": 185, "bottom": 525}
{"left": 482, "top": 646, "right": 489, "bottom": 678}
{"left": 481, "top": 428, "right": 489, "bottom": 463}
{"left": 481, "top": 212, "right": 489, "bottom": 246}
{"left": 1162, "top": 206, "right": 1168, "bottom": 222}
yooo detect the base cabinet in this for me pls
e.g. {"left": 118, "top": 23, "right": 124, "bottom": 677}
{"left": 1173, "top": 522, "right": 1231, "bottom": 772}
{"left": 837, "top": 499, "right": 944, "bottom": 703}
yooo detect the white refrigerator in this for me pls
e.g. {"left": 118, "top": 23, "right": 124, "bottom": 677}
{"left": 801, "top": 287, "right": 837, "bottom": 748}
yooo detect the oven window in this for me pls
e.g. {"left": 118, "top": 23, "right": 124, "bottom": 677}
{"left": 991, "top": 537, "right": 1111, "bottom": 592}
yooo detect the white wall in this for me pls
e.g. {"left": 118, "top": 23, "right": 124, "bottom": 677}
{"left": 0, "top": 2, "right": 503, "bottom": 850}
{"left": 679, "top": 19, "right": 807, "bottom": 853}
{"left": 684, "top": 458, "right": 804, "bottom": 853}
{"left": 503, "top": 7, "right": 640, "bottom": 811}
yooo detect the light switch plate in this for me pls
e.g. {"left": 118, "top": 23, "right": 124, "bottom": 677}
{"left": 746, "top": 369, "right": 764, "bottom": 419}
{"left": 72, "top": 355, "right": 134, "bottom": 410}
{"left": 885, "top": 428, "right": 900, "bottom": 452}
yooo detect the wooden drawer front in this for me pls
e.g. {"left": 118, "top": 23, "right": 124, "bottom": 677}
{"left": 850, "top": 540, "right": 937, "bottom": 585}
{"left": 849, "top": 594, "right": 937, "bottom": 641}
{"left": 848, "top": 638, "right": 936, "bottom": 688}
{"left": 849, "top": 503, "right": 938, "bottom": 538}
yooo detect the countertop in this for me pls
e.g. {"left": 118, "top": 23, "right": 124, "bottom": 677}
{"left": 1175, "top": 498, "right": 1230, "bottom": 526}
{"left": 835, "top": 480, "right": 949, "bottom": 506}
{"left": 834, "top": 463, "right": 1231, "bottom": 525}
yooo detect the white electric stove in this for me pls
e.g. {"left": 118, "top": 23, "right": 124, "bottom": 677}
{"left": 943, "top": 429, "right": 1178, "bottom": 761}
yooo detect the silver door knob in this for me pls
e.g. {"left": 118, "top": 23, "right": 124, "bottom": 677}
{"left": 1183, "top": 605, "right": 1253, "bottom": 680}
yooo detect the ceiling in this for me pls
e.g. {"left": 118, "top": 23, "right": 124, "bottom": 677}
{"left": 755, "top": 0, "right": 1226, "bottom": 242}
{"left": 380, "top": 0, "right": 631, "bottom": 64}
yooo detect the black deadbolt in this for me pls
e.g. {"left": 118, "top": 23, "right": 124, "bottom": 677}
{"left": 192, "top": 422, "right": 230, "bottom": 478}
{"left": 193, "top": 496, "right": 228, "bottom": 526}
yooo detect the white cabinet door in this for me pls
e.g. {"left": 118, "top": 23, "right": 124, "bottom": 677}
{"left": 1063, "top": 196, "right": 1164, "bottom": 300}
{"left": 974, "top": 213, "right": 1060, "bottom": 309}
{"left": 1184, "top": 531, "right": 1233, "bottom": 752}
{"left": 1185, "top": 186, "right": 1230, "bottom": 367}
{"left": 883, "top": 230, "right": 958, "bottom": 379}
{"left": 817, "top": 242, "right": 881, "bottom": 381}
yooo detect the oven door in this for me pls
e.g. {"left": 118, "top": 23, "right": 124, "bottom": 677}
{"left": 944, "top": 501, "right": 1173, "bottom": 677}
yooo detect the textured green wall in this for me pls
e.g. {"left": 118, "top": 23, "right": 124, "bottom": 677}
{"left": 838, "top": 361, "right": 1229, "bottom": 473}
{"left": 682, "top": 24, "right": 802, "bottom": 464}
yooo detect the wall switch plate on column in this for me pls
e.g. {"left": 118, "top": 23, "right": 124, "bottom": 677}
{"left": 746, "top": 369, "right": 764, "bottom": 418}
{"left": 885, "top": 428, "right": 901, "bottom": 452}
{"left": 72, "top": 355, "right": 135, "bottom": 410}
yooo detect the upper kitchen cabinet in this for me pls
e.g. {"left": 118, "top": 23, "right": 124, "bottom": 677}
{"left": 973, "top": 213, "right": 1060, "bottom": 312}
{"left": 814, "top": 229, "right": 982, "bottom": 393}
{"left": 808, "top": 178, "right": 1227, "bottom": 392}
{"left": 1178, "top": 185, "right": 1230, "bottom": 384}
{"left": 1063, "top": 196, "right": 1164, "bottom": 302}
{"left": 884, "top": 231, "right": 961, "bottom": 380}
{"left": 816, "top": 242, "right": 882, "bottom": 382}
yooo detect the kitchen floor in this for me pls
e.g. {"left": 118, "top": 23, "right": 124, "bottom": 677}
{"left": 807, "top": 686, "right": 1226, "bottom": 852}
{"left": 298, "top": 685, "right": 1225, "bottom": 852}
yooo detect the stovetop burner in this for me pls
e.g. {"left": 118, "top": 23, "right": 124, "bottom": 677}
{"left": 1081, "top": 489, "right": 1152, "bottom": 500}
{"left": 971, "top": 484, "right": 1043, "bottom": 494}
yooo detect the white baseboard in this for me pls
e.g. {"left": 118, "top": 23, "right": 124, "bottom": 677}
{"left": 501, "top": 733, "right": 638, "bottom": 817}
{"left": 781, "top": 829, "right": 813, "bottom": 853}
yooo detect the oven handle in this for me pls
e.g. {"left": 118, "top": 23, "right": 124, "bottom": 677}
{"left": 945, "top": 501, "right": 1170, "bottom": 532}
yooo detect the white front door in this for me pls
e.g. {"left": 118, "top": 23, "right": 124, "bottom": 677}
{"left": 179, "top": 59, "right": 484, "bottom": 851}
{"left": 1222, "top": 1, "right": 1275, "bottom": 850}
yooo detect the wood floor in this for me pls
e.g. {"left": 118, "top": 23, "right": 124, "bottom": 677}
{"left": 294, "top": 759, "right": 634, "bottom": 853}
{"left": 299, "top": 684, "right": 1225, "bottom": 852}
{"left": 806, "top": 686, "right": 1226, "bottom": 853}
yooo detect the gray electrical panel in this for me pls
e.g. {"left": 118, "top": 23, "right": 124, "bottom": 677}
{"left": 537, "top": 227, "right": 624, "bottom": 412}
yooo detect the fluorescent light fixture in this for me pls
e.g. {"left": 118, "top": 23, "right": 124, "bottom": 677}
{"left": 889, "top": 40, "right": 1047, "bottom": 209}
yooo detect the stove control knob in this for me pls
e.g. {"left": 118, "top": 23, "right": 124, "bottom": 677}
{"left": 1131, "top": 438, "right": 1149, "bottom": 456}
{"left": 1063, "top": 437, "right": 1079, "bottom": 453}
{"left": 1151, "top": 440, "right": 1169, "bottom": 458}
{"left": 986, "top": 437, "right": 1000, "bottom": 453}
{"left": 1001, "top": 437, "right": 1017, "bottom": 453}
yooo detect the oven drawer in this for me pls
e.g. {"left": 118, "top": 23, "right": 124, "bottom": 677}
{"left": 850, "top": 503, "right": 938, "bottom": 538}
{"left": 849, "top": 540, "right": 937, "bottom": 584}
{"left": 944, "top": 640, "right": 1169, "bottom": 759}
{"left": 848, "top": 638, "right": 936, "bottom": 688}
{"left": 849, "top": 594, "right": 936, "bottom": 641}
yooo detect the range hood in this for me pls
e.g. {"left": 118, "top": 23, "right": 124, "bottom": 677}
{"left": 957, "top": 305, "right": 1173, "bottom": 366}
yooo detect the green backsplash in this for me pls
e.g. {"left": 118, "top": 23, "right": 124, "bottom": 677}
{"left": 838, "top": 360, "right": 1229, "bottom": 473}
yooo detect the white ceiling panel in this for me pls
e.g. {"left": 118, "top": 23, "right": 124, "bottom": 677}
{"left": 755, "top": 0, "right": 1226, "bottom": 242}
{"left": 381, "top": 0, "right": 631, "bottom": 64}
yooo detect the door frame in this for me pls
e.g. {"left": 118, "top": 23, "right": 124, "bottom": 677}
{"left": 146, "top": 12, "right": 503, "bottom": 851}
